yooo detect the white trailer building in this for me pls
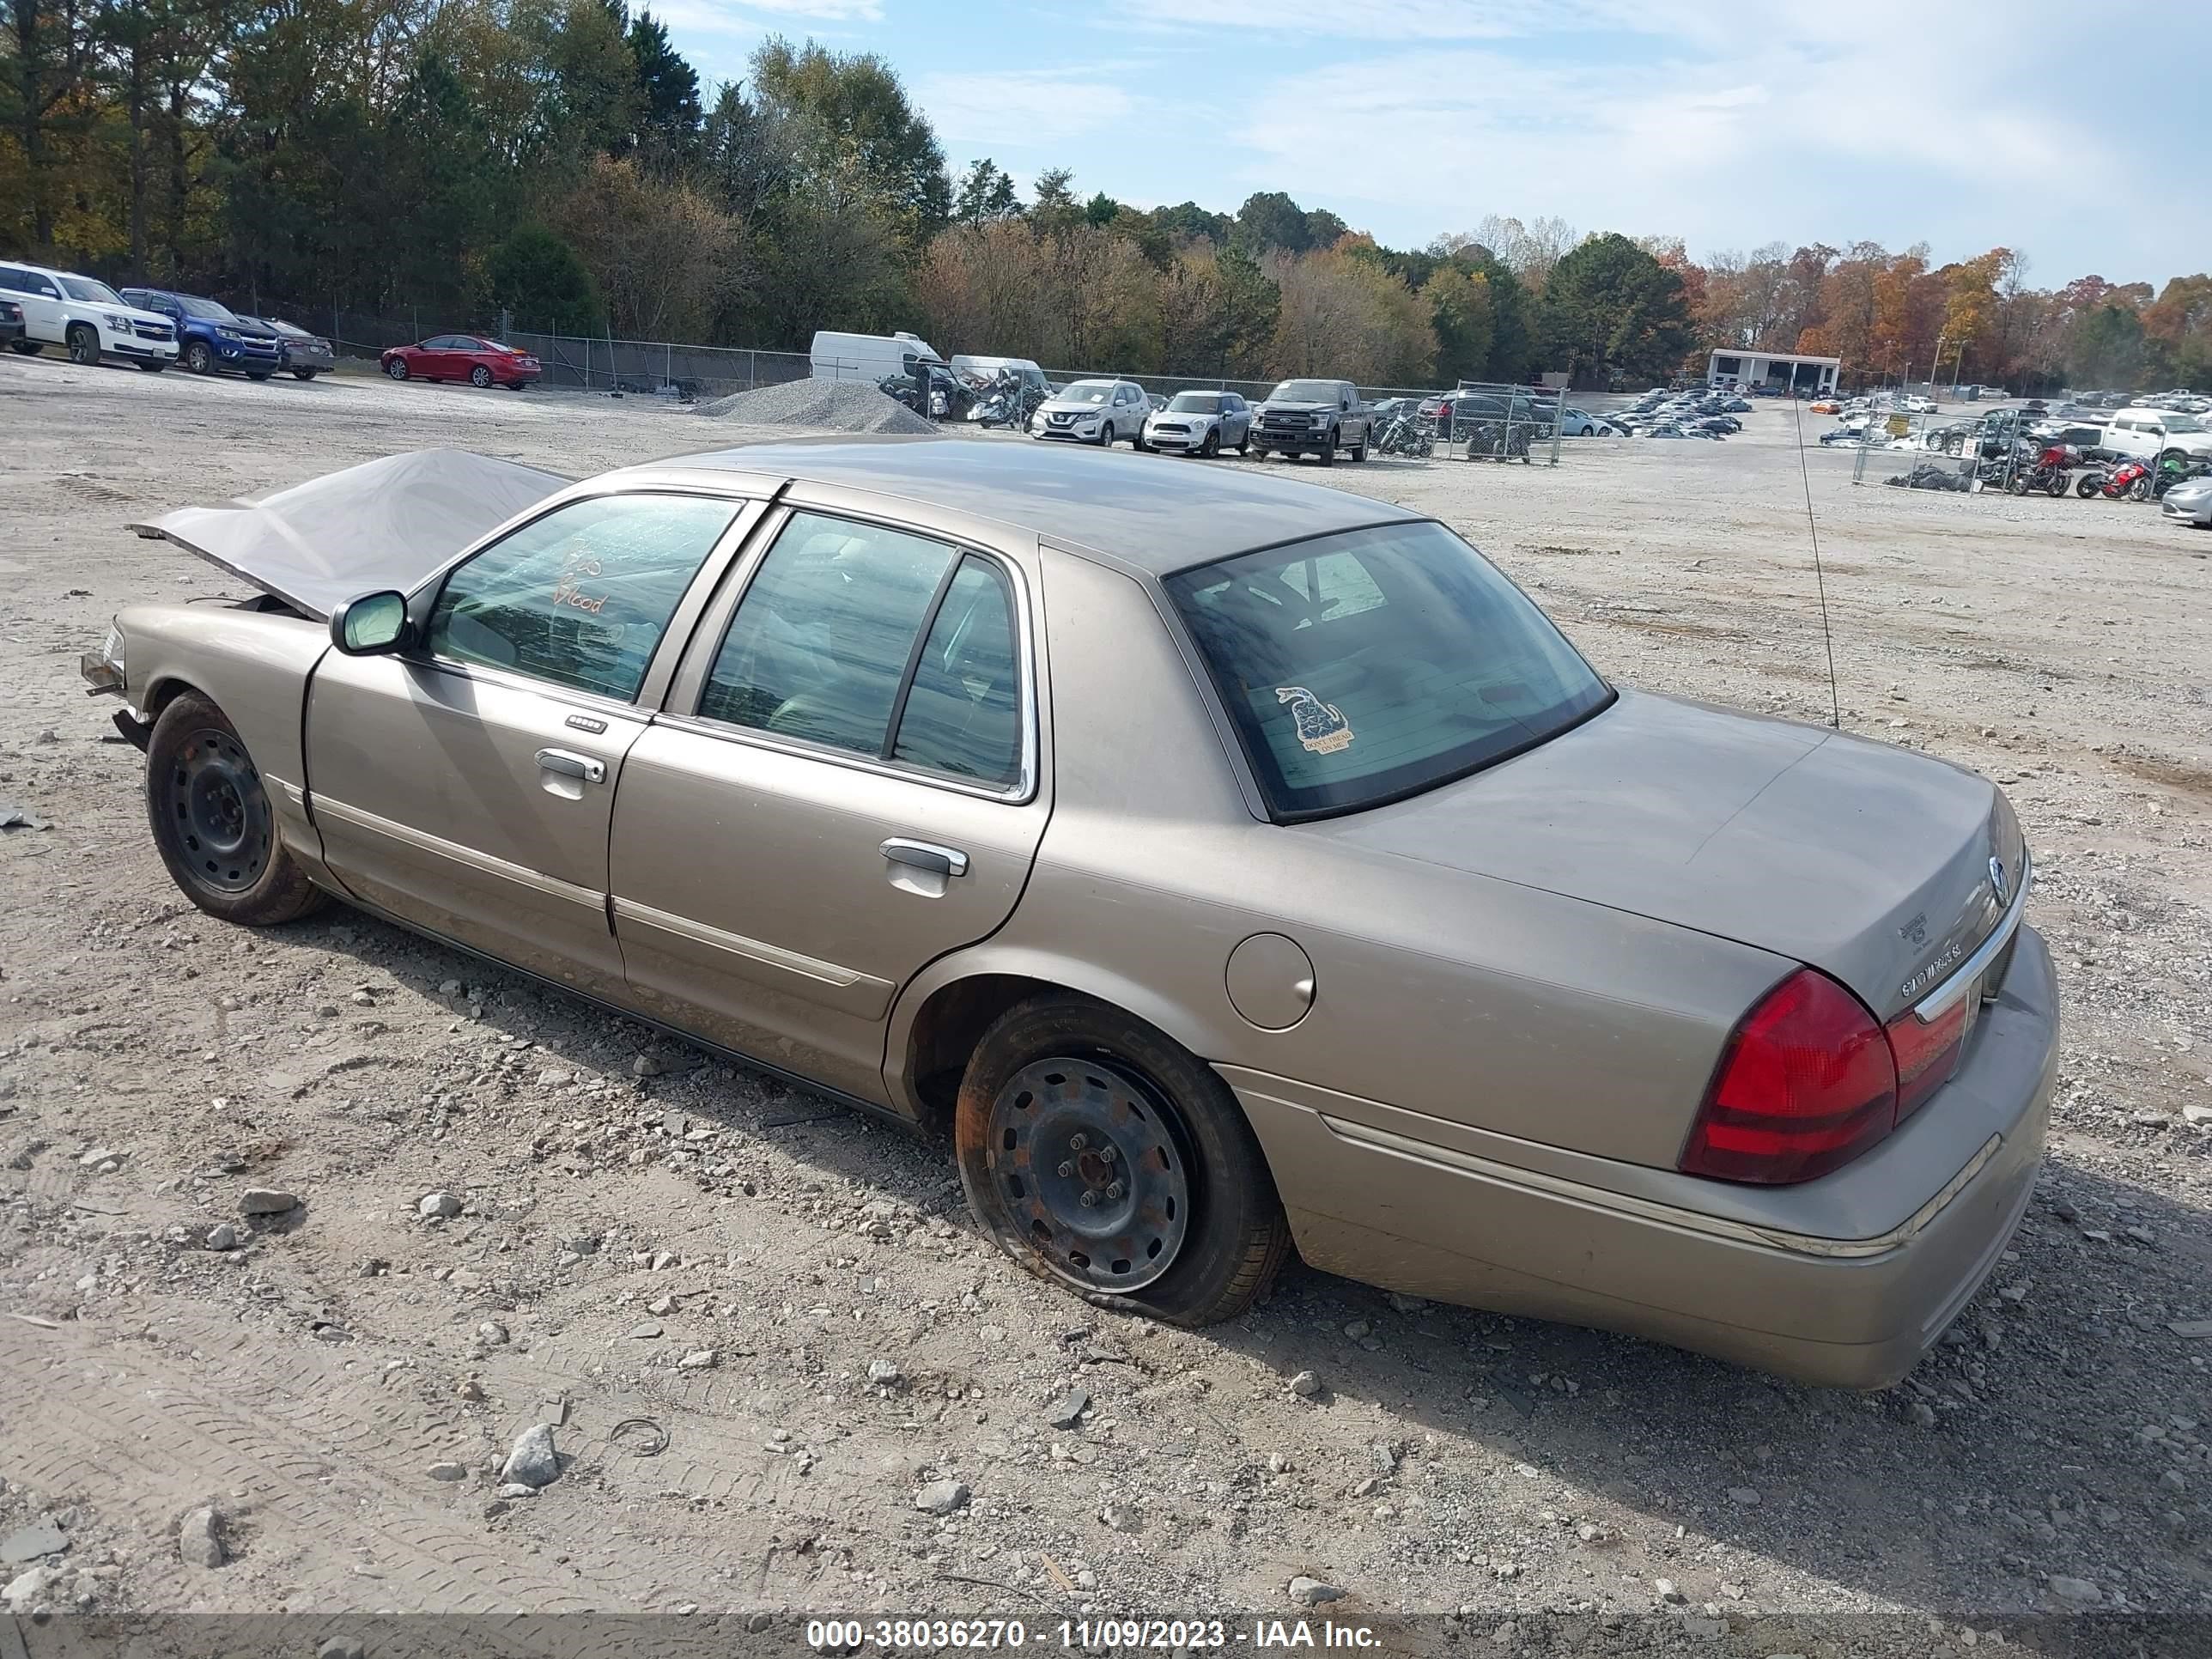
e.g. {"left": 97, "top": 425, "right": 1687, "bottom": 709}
{"left": 1707, "top": 349, "right": 1840, "bottom": 395}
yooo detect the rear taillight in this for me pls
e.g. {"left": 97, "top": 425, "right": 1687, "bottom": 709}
{"left": 1885, "top": 995, "right": 1969, "bottom": 1123}
{"left": 1680, "top": 969, "right": 1898, "bottom": 1185}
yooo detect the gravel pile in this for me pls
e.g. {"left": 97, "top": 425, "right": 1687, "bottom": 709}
{"left": 697, "top": 377, "right": 936, "bottom": 434}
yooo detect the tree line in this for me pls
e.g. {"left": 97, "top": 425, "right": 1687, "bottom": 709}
{"left": 3, "top": 3, "right": 2206, "bottom": 392}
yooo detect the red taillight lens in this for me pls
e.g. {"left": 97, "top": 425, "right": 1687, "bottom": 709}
{"left": 1680, "top": 969, "right": 1899, "bottom": 1185}
{"left": 1885, "top": 995, "right": 1969, "bottom": 1123}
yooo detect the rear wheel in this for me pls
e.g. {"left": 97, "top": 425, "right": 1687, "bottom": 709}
{"left": 146, "top": 694, "right": 327, "bottom": 927}
{"left": 469, "top": 364, "right": 493, "bottom": 389}
{"left": 2128, "top": 475, "right": 2150, "bottom": 502}
{"left": 66, "top": 323, "right": 100, "bottom": 367}
{"left": 290, "top": 368, "right": 317, "bottom": 380}
{"left": 954, "top": 995, "right": 1291, "bottom": 1327}
{"left": 1351, "top": 428, "right": 1369, "bottom": 463}
{"left": 2075, "top": 475, "right": 2099, "bottom": 497}
{"left": 139, "top": 359, "right": 167, "bottom": 374}
{"left": 6, "top": 339, "right": 39, "bottom": 356}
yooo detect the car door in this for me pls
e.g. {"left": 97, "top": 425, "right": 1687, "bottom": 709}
{"left": 1227, "top": 395, "right": 1250, "bottom": 444}
{"left": 306, "top": 489, "right": 760, "bottom": 998}
{"left": 0, "top": 268, "right": 65, "bottom": 343}
{"left": 610, "top": 500, "right": 1051, "bottom": 1107}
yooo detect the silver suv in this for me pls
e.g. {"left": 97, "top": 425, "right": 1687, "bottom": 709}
{"left": 1032, "top": 379, "right": 1150, "bottom": 447}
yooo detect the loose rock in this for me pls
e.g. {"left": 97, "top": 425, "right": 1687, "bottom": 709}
{"left": 178, "top": 1506, "right": 224, "bottom": 1568}
{"left": 427, "top": 1462, "right": 469, "bottom": 1482}
{"left": 866, "top": 1358, "right": 902, "bottom": 1387}
{"left": 239, "top": 1188, "right": 298, "bottom": 1215}
{"left": 418, "top": 1191, "right": 463, "bottom": 1219}
{"left": 2046, "top": 1575, "right": 2102, "bottom": 1605}
{"left": 1288, "top": 1370, "right": 1322, "bottom": 1398}
{"left": 678, "top": 1349, "right": 719, "bottom": 1370}
{"left": 1045, "top": 1386, "right": 1090, "bottom": 1429}
{"left": 1727, "top": 1486, "right": 1760, "bottom": 1505}
{"left": 501, "top": 1423, "right": 562, "bottom": 1488}
{"left": 1288, "top": 1576, "right": 1343, "bottom": 1607}
{"left": 914, "top": 1480, "right": 969, "bottom": 1515}
{"left": 204, "top": 1222, "right": 242, "bottom": 1251}
{"left": 0, "top": 1522, "right": 68, "bottom": 1565}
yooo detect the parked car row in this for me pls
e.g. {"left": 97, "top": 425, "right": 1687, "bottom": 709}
{"left": 1030, "top": 378, "right": 1376, "bottom": 464}
{"left": 1613, "top": 386, "right": 1751, "bottom": 440}
{"left": 0, "top": 260, "right": 340, "bottom": 382}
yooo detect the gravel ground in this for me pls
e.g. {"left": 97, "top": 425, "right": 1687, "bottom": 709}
{"left": 2, "top": 356, "right": 2209, "bottom": 1650}
{"left": 697, "top": 377, "right": 938, "bottom": 433}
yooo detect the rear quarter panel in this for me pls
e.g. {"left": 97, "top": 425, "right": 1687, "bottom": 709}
{"left": 119, "top": 601, "right": 331, "bottom": 868}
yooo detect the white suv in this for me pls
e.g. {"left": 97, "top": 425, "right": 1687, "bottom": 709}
{"left": 0, "top": 262, "right": 179, "bottom": 370}
{"left": 2105, "top": 407, "right": 2212, "bottom": 465}
{"left": 1031, "top": 378, "right": 1152, "bottom": 447}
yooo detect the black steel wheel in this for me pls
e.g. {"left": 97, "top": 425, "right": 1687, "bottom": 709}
{"left": 470, "top": 364, "right": 493, "bottom": 388}
{"left": 145, "top": 694, "right": 327, "bottom": 925}
{"left": 956, "top": 994, "right": 1291, "bottom": 1325}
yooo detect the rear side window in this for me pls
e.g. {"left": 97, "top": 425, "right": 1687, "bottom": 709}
{"left": 427, "top": 494, "right": 738, "bottom": 701}
{"left": 699, "top": 512, "right": 1024, "bottom": 787}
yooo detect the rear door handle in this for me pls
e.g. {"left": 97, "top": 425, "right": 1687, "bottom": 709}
{"left": 880, "top": 838, "right": 969, "bottom": 878}
{"left": 535, "top": 747, "right": 605, "bottom": 784}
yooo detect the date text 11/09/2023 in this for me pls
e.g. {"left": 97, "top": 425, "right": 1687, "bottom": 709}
{"left": 804, "top": 1620, "right": 1382, "bottom": 1652}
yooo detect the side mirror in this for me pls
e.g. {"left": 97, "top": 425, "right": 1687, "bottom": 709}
{"left": 330, "top": 590, "right": 411, "bottom": 655}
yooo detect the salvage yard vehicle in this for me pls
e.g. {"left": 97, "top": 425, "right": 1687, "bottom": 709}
{"left": 1142, "top": 390, "right": 1251, "bottom": 456}
{"left": 1031, "top": 378, "right": 1150, "bottom": 447}
{"left": 1249, "top": 378, "right": 1370, "bottom": 464}
{"left": 380, "top": 334, "right": 540, "bottom": 388}
{"left": 2160, "top": 475, "right": 2212, "bottom": 527}
{"left": 253, "top": 316, "right": 337, "bottom": 380}
{"left": 88, "top": 439, "right": 2055, "bottom": 1389}
{"left": 0, "top": 261, "right": 179, "bottom": 369}
{"left": 0, "top": 295, "right": 21, "bottom": 349}
{"left": 2104, "top": 408, "right": 2212, "bottom": 468}
{"left": 120, "top": 288, "right": 281, "bottom": 380}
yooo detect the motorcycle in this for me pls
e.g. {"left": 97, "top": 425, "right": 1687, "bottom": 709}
{"left": 2074, "top": 455, "right": 2154, "bottom": 500}
{"left": 2151, "top": 453, "right": 2211, "bottom": 500}
{"left": 2008, "top": 442, "right": 2078, "bottom": 497}
{"left": 1373, "top": 409, "right": 1436, "bottom": 458}
{"left": 966, "top": 369, "right": 1043, "bottom": 431}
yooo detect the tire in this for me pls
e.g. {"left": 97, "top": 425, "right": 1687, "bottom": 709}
{"left": 290, "top": 369, "right": 317, "bottom": 380}
{"left": 139, "top": 360, "right": 167, "bottom": 374}
{"left": 1237, "top": 431, "right": 1250, "bottom": 456}
{"left": 1317, "top": 431, "right": 1337, "bottom": 465}
{"left": 385, "top": 357, "right": 409, "bottom": 380}
{"left": 2128, "top": 476, "right": 2150, "bottom": 502}
{"left": 2160, "top": 447, "right": 2189, "bottom": 470}
{"left": 1351, "top": 428, "right": 1369, "bottom": 463}
{"left": 954, "top": 994, "right": 1292, "bottom": 1327}
{"left": 185, "top": 340, "right": 214, "bottom": 375}
{"left": 145, "top": 694, "right": 328, "bottom": 927}
{"left": 6, "top": 339, "right": 39, "bottom": 356}
{"left": 469, "top": 364, "right": 493, "bottom": 389}
{"left": 66, "top": 323, "right": 100, "bottom": 367}
{"left": 1200, "top": 427, "right": 1219, "bottom": 458}
{"left": 1099, "top": 422, "right": 1115, "bottom": 448}
{"left": 2075, "top": 476, "right": 2099, "bottom": 498}
{"left": 247, "top": 370, "right": 272, "bottom": 382}
{"left": 2046, "top": 473, "right": 2067, "bottom": 498}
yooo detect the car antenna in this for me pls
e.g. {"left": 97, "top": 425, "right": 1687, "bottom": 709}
{"left": 1789, "top": 389, "right": 1843, "bottom": 730}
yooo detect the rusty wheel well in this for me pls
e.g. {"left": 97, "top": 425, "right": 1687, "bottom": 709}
{"left": 904, "top": 974, "right": 1073, "bottom": 1136}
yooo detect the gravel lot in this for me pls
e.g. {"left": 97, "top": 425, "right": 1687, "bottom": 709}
{"left": 3, "top": 356, "right": 2209, "bottom": 1650}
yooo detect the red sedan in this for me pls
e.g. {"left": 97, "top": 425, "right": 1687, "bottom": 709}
{"left": 380, "top": 333, "right": 540, "bottom": 389}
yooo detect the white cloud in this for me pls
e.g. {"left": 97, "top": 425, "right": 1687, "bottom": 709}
{"left": 1119, "top": 0, "right": 1634, "bottom": 41}
{"left": 913, "top": 69, "right": 1140, "bottom": 150}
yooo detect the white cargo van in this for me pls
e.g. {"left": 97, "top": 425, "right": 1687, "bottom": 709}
{"left": 810, "top": 330, "right": 945, "bottom": 385}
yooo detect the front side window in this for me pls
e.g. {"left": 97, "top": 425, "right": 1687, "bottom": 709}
{"left": 1165, "top": 520, "right": 1613, "bottom": 818}
{"left": 699, "top": 513, "right": 1024, "bottom": 787}
{"left": 426, "top": 494, "right": 738, "bottom": 701}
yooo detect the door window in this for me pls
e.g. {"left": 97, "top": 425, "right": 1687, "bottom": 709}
{"left": 698, "top": 513, "right": 1025, "bottom": 786}
{"left": 425, "top": 493, "right": 738, "bottom": 701}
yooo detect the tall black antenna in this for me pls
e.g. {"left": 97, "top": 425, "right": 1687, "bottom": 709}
{"left": 1790, "top": 391, "right": 1842, "bottom": 730}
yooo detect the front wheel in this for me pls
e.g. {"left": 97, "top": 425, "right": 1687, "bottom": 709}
{"left": 469, "top": 364, "right": 493, "bottom": 389}
{"left": 139, "top": 360, "right": 168, "bottom": 374}
{"left": 290, "top": 368, "right": 317, "bottom": 380}
{"left": 385, "top": 357, "right": 409, "bottom": 380}
{"left": 1316, "top": 433, "right": 1337, "bottom": 465}
{"left": 1200, "top": 427, "right": 1219, "bottom": 458}
{"left": 954, "top": 994, "right": 1291, "bottom": 1326}
{"left": 246, "top": 370, "right": 272, "bottom": 382}
{"left": 2075, "top": 475, "right": 2099, "bottom": 498}
{"left": 1099, "top": 422, "right": 1115, "bottom": 448}
{"left": 146, "top": 694, "right": 329, "bottom": 927}
{"left": 2046, "top": 472, "right": 2068, "bottom": 497}
{"left": 185, "top": 340, "right": 214, "bottom": 375}
{"left": 66, "top": 324, "right": 100, "bottom": 367}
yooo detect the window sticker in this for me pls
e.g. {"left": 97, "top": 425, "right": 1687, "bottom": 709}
{"left": 1274, "top": 685, "right": 1353, "bottom": 754}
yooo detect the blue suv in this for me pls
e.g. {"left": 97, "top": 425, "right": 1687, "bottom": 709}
{"left": 119, "top": 288, "right": 281, "bottom": 380}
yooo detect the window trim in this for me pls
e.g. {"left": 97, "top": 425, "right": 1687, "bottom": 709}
{"left": 663, "top": 504, "right": 1041, "bottom": 806}
{"left": 408, "top": 488, "right": 763, "bottom": 710}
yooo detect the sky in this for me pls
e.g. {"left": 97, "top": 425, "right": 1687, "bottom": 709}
{"left": 653, "top": 0, "right": 2203, "bottom": 291}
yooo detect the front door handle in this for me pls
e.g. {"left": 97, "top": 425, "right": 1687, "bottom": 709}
{"left": 535, "top": 747, "right": 605, "bottom": 784}
{"left": 880, "top": 838, "right": 969, "bottom": 878}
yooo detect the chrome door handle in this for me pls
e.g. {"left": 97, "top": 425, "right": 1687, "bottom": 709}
{"left": 880, "top": 838, "right": 969, "bottom": 878}
{"left": 535, "top": 747, "right": 605, "bottom": 784}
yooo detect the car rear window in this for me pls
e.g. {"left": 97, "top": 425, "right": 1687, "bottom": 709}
{"left": 1165, "top": 521, "right": 1613, "bottom": 818}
